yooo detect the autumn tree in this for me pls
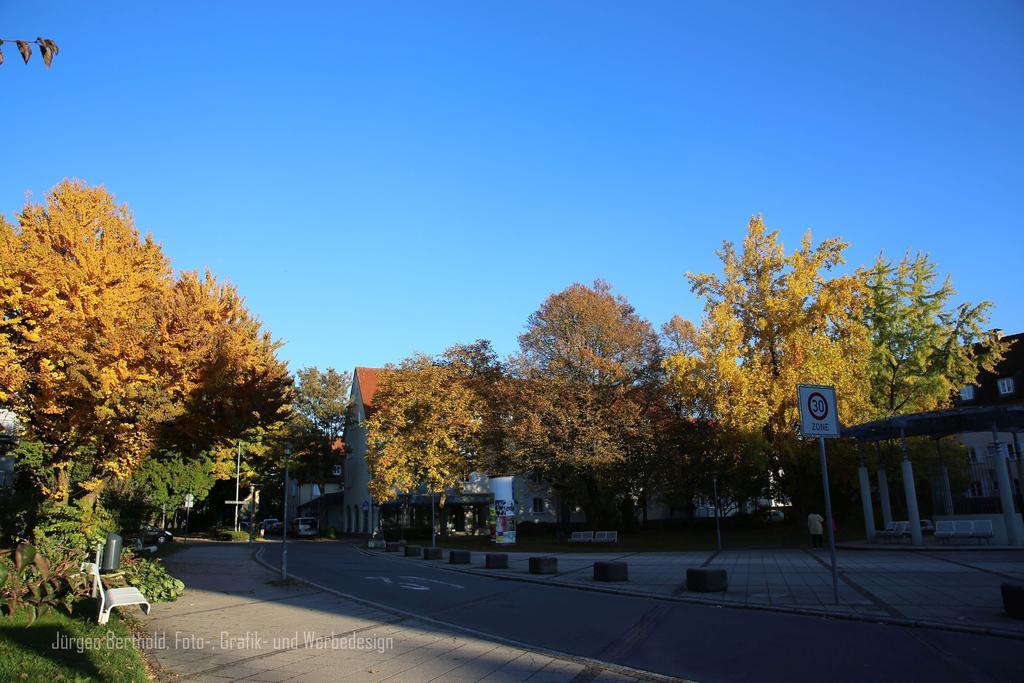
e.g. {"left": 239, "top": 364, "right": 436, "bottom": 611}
{"left": 0, "top": 181, "right": 175, "bottom": 503}
{"left": 512, "top": 280, "right": 663, "bottom": 527}
{"left": 863, "top": 252, "right": 1003, "bottom": 417}
{"left": 365, "top": 354, "right": 483, "bottom": 503}
{"left": 0, "top": 180, "right": 290, "bottom": 514}
{"left": 664, "top": 216, "right": 872, "bottom": 511}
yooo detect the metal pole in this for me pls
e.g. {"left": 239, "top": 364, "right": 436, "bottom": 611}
{"left": 819, "top": 436, "right": 839, "bottom": 604}
{"left": 234, "top": 440, "right": 242, "bottom": 532}
{"left": 282, "top": 442, "right": 291, "bottom": 580}
{"left": 431, "top": 493, "right": 437, "bottom": 548}
{"left": 713, "top": 473, "right": 722, "bottom": 551}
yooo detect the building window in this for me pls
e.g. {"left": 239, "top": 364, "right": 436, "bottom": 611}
{"left": 967, "top": 447, "right": 978, "bottom": 462}
{"left": 532, "top": 497, "right": 544, "bottom": 514}
{"left": 959, "top": 385, "right": 975, "bottom": 401}
{"left": 332, "top": 464, "right": 342, "bottom": 477}
{"left": 997, "top": 378, "right": 1015, "bottom": 395}
{"left": 968, "top": 482, "right": 984, "bottom": 497}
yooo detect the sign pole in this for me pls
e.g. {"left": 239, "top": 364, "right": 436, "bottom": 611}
{"left": 798, "top": 384, "right": 841, "bottom": 605}
{"left": 818, "top": 435, "right": 839, "bottom": 604}
{"left": 282, "top": 442, "right": 291, "bottom": 581}
{"left": 712, "top": 473, "right": 722, "bottom": 552}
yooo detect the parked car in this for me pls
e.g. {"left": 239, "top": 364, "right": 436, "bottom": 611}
{"left": 259, "top": 518, "right": 280, "bottom": 533}
{"left": 139, "top": 524, "right": 174, "bottom": 544}
{"left": 264, "top": 521, "right": 284, "bottom": 536}
{"left": 291, "top": 517, "right": 319, "bottom": 537}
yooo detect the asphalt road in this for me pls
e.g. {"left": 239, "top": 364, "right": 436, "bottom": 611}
{"left": 261, "top": 541, "right": 1022, "bottom": 682}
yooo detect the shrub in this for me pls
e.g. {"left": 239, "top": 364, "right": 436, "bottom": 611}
{"left": 119, "top": 554, "right": 184, "bottom": 603}
{"left": 33, "top": 501, "right": 116, "bottom": 552}
{"left": 322, "top": 526, "right": 337, "bottom": 539}
{"left": 0, "top": 543, "right": 90, "bottom": 624}
{"left": 217, "top": 530, "right": 249, "bottom": 542}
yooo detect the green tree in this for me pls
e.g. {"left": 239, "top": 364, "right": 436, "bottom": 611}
{"left": 863, "top": 252, "right": 1003, "bottom": 416}
{"left": 289, "top": 367, "right": 351, "bottom": 500}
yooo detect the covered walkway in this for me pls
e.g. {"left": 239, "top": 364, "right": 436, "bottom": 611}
{"left": 844, "top": 404, "right": 1024, "bottom": 547}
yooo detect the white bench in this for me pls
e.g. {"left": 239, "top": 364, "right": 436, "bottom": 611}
{"left": 877, "top": 521, "right": 910, "bottom": 543}
{"left": 82, "top": 562, "right": 151, "bottom": 625}
{"left": 936, "top": 520, "right": 993, "bottom": 544}
{"left": 568, "top": 531, "right": 594, "bottom": 543}
{"left": 593, "top": 531, "right": 618, "bottom": 544}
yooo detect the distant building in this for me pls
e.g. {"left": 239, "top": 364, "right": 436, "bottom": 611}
{"left": 291, "top": 437, "right": 345, "bottom": 531}
{"left": 954, "top": 332, "right": 1024, "bottom": 506}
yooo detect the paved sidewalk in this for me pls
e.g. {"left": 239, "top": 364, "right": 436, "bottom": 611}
{"left": 362, "top": 545, "right": 1024, "bottom": 637}
{"left": 140, "top": 545, "right": 661, "bottom": 682}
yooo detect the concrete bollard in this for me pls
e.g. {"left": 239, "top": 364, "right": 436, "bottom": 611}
{"left": 449, "top": 550, "right": 471, "bottom": 564}
{"left": 485, "top": 553, "right": 509, "bottom": 569}
{"left": 423, "top": 547, "right": 443, "bottom": 560}
{"left": 404, "top": 545, "right": 423, "bottom": 557}
{"left": 385, "top": 542, "right": 402, "bottom": 552}
{"left": 593, "top": 561, "right": 628, "bottom": 582}
{"left": 686, "top": 567, "right": 728, "bottom": 592}
{"left": 1002, "top": 583, "right": 1024, "bottom": 619}
{"left": 529, "top": 556, "right": 558, "bottom": 574}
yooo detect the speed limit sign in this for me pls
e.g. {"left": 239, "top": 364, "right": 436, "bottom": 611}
{"left": 797, "top": 385, "right": 840, "bottom": 438}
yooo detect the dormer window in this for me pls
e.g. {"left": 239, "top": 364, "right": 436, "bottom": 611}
{"left": 959, "top": 385, "right": 976, "bottom": 401}
{"left": 332, "top": 464, "right": 343, "bottom": 477}
{"left": 997, "top": 378, "right": 1015, "bottom": 396}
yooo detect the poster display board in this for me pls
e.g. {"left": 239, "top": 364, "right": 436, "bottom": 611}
{"left": 488, "top": 476, "right": 516, "bottom": 544}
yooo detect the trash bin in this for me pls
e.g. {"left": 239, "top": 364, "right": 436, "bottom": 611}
{"left": 101, "top": 533, "right": 122, "bottom": 572}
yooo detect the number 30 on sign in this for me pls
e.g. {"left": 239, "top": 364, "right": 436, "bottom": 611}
{"left": 797, "top": 385, "right": 840, "bottom": 439}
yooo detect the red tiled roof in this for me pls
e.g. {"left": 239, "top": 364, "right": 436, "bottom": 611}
{"left": 355, "top": 367, "right": 382, "bottom": 410}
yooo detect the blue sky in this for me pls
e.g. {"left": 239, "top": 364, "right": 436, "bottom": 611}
{"left": 2, "top": 2, "right": 1022, "bottom": 372}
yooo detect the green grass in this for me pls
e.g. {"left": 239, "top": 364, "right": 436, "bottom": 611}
{"left": 0, "top": 602, "right": 150, "bottom": 683}
{"left": 435, "top": 523, "right": 810, "bottom": 554}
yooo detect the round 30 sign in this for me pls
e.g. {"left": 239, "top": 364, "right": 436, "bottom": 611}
{"left": 807, "top": 392, "right": 828, "bottom": 420}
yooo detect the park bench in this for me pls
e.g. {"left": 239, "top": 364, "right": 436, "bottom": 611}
{"left": 81, "top": 562, "right": 150, "bottom": 625}
{"left": 569, "top": 531, "right": 594, "bottom": 543}
{"left": 935, "top": 520, "right": 994, "bottom": 545}
{"left": 877, "top": 521, "right": 910, "bottom": 543}
{"left": 593, "top": 531, "right": 618, "bottom": 544}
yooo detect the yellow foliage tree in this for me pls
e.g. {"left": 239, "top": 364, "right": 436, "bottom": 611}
{"left": 365, "top": 354, "right": 483, "bottom": 503}
{"left": 0, "top": 180, "right": 290, "bottom": 504}
{"left": 0, "top": 181, "right": 173, "bottom": 501}
{"left": 664, "top": 216, "right": 872, "bottom": 507}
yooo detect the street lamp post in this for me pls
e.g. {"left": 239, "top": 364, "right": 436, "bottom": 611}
{"left": 234, "top": 440, "right": 243, "bottom": 531}
{"left": 281, "top": 442, "right": 292, "bottom": 581}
